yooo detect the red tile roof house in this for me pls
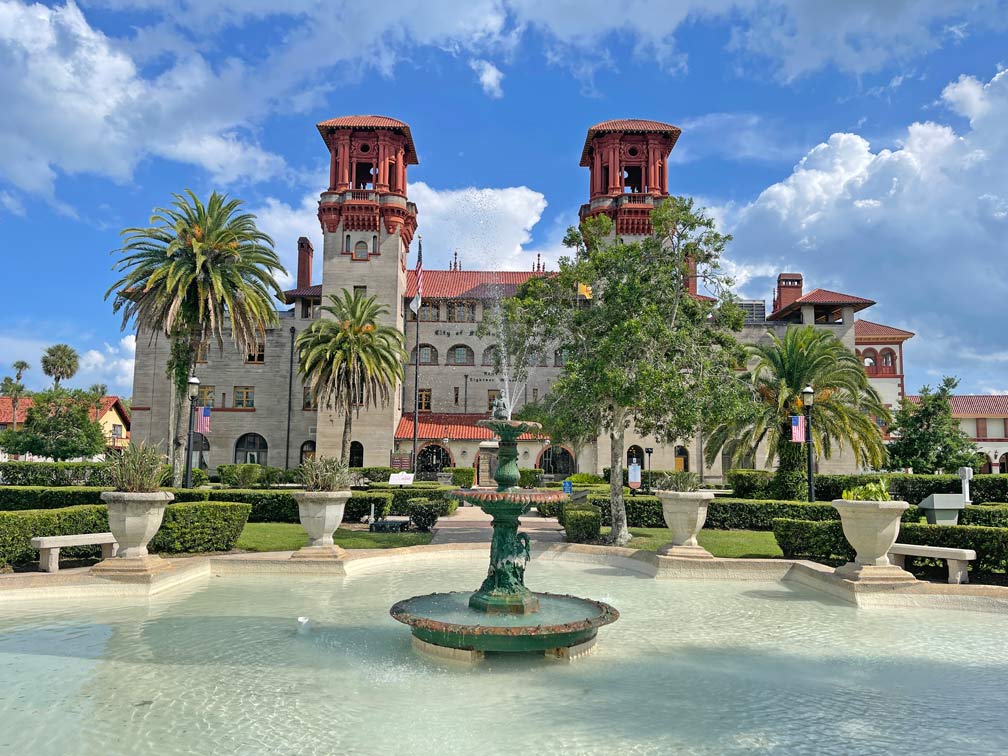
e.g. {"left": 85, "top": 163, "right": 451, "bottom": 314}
{"left": 0, "top": 396, "right": 130, "bottom": 460}
{"left": 908, "top": 394, "right": 1008, "bottom": 474}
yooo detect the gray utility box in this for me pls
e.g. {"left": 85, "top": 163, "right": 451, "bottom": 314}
{"left": 919, "top": 493, "right": 966, "bottom": 525}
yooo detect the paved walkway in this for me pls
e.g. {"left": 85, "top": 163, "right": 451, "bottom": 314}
{"left": 430, "top": 505, "right": 565, "bottom": 545}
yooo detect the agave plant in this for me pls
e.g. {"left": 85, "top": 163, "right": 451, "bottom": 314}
{"left": 106, "top": 443, "right": 166, "bottom": 493}
{"left": 299, "top": 456, "right": 353, "bottom": 492}
{"left": 656, "top": 471, "right": 701, "bottom": 492}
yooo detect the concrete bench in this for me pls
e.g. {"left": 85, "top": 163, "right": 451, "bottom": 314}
{"left": 369, "top": 516, "right": 411, "bottom": 533}
{"left": 30, "top": 533, "right": 118, "bottom": 573}
{"left": 888, "top": 543, "right": 976, "bottom": 584}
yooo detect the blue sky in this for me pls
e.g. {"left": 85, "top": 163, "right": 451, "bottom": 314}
{"left": 1, "top": 0, "right": 1007, "bottom": 397}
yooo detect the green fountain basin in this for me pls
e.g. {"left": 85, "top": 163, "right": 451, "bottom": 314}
{"left": 390, "top": 591, "right": 619, "bottom": 654}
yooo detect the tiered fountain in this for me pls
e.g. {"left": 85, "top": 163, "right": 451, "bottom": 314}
{"left": 390, "top": 401, "right": 619, "bottom": 661}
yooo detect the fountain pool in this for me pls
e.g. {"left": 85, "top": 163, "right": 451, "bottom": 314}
{"left": 1, "top": 558, "right": 1007, "bottom": 755}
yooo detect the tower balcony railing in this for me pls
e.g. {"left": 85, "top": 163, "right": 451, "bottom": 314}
{"left": 319, "top": 190, "right": 415, "bottom": 214}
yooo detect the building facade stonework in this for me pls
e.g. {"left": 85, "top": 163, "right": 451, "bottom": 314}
{"left": 130, "top": 115, "right": 919, "bottom": 480}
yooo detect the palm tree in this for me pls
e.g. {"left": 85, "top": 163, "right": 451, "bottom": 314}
{"left": 1, "top": 377, "right": 29, "bottom": 432}
{"left": 88, "top": 383, "right": 108, "bottom": 420}
{"left": 705, "top": 326, "right": 889, "bottom": 498}
{"left": 13, "top": 360, "right": 30, "bottom": 381}
{"left": 297, "top": 290, "right": 406, "bottom": 463}
{"left": 41, "top": 344, "right": 78, "bottom": 387}
{"left": 107, "top": 190, "right": 286, "bottom": 484}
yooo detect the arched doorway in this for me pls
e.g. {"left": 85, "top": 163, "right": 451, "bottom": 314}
{"left": 539, "top": 446, "right": 575, "bottom": 478}
{"left": 979, "top": 456, "right": 993, "bottom": 474}
{"left": 349, "top": 441, "right": 364, "bottom": 468}
{"left": 675, "top": 445, "right": 689, "bottom": 472}
{"left": 417, "top": 444, "right": 452, "bottom": 478}
{"left": 190, "top": 432, "right": 209, "bottom": 471}
{"left": 235, "top": 433, "right": 268, "bottom": 465}
{"left": 626, "top": 445, "right": 644, "bottom": 467}
{"left": 1001, "top": 453, "right": 1008, "bottom": 475}
{"left": 300, "top": 440, "right": 316, "bottom": 465}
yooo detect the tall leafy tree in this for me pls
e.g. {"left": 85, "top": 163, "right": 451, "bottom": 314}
{"left": 107, "top": 190, "right": 285, "bottom": 484}
{"left": 40, "top": 344, "right": 79, "bottom": 387}
{"left": 517, "top": 197, "right": 752, "bottom": 545}
{"left": 886, "top": 376, "right": 982, "bottom": 474}
{"left": 297, "top": 290, "right": 407, "bottom": 463}
{"left": 3, "top": 359, "right": 31, "bottom": 432}
{"left": 0, "top": 388, "right": 106, "bottom": 460}
{"left": 705, "top": 325, "right": 890, "bottom": 499}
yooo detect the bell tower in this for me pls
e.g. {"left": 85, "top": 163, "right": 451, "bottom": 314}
{"left": 578, "top": 118, "right": 695, "bottom": 291}
{"left": 315, "top": 115, "right": 419, "bottom": 464}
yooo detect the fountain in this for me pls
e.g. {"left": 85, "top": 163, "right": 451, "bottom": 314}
{"left": 390, "top": 399, "right": 619, "bottom": 660}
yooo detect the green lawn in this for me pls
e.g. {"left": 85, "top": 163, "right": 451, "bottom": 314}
{"left": 236, "top": 523, "right": 433, "bottom": 552}
{"left": 601, "top": 527, "right": 783, "bottom": 558}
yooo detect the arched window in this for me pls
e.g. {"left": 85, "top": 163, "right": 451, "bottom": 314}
{"left": 235, "top": 433, "right": 268, "bottom": 465}
{"left": 345, "top": 234, "right": 351, "bottom": 253}
{"left": 372, "top": 235, "right": 378, "bottom": 255}
{"left": 353, "top": 240, "right": 369, "bottom": 261}
{"left": 446, "top": 344, "right": 474, "bottom": 366}
{"left": 675, "top": 445, "right": 689, "bottom": 472}
{"left": 539, "top": 446, "right": 575, "bottom": 477}
{"left": 190, "top": 432, "right": 210, "bottom": 471}
{"left": 554, "top": 349, "right": 566, "bottom": 367}
{"left": 626, "top": 445, "right": 644, "bottom": 466}
{"left": 862, "top": 349, "right": 878, "bottom": 368}
{"left": 349, "top": 441, "right": 364, "bottom": 468}
{"left": 880, "top": 349, "right": 897, "bottom": 369}
{"left": 722, "top": 442, "right": 755, "bottom": 474}
{"left": 417, "top": 443, "right": 452, "bottom": 475}
{"left": 300, "top": 440, "right": 316, "bottom": 464}
{"left": 482, "top": 345, "right": 500, "bottom": 366}
{"left": 411, "top": 344, "right": 438, "bottom": 365}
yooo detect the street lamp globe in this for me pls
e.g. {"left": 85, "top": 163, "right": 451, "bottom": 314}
{"left": 187, "top": 376, "right": 201, "bottom": 401}
{"left": 801, "top": 385, "right": 814, "bottom": 407}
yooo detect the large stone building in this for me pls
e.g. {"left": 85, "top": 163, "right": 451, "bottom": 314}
{"left": 129, "top": 115, "right": 915, "bottom": 481}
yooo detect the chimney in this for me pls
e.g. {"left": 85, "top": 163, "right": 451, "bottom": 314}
{"left": 773, "top": 273, "right": 803, "bottom": 313}
{"left": 296, "top": 237, "right": 314, "bottom": 289}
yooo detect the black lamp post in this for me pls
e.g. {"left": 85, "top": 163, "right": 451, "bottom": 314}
{"left": 184, "top": 376, "right": 200, "bottom": 489}
{"left": 644, "top": 447, "right": 654, "bottom": 492}
{"left": 802, "top": 385, "right": 815, "bottom": 502}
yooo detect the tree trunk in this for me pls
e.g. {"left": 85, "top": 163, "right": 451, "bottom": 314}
{"left": 171, "top": 388, "right": 191, "bottom": 486}
{"left": 341, "top": 409, "right": 353, "bottom": 464}
{"left": 608, "top": 411, "right": 630, "bottom": 546}
{"left": 11, "top": 398, "right": 17, "bottom": 433}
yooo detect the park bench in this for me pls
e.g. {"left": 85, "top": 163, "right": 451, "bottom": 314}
{"left": 369, "top": 516, "right": 411, "bottom": 533}
{"left": 888, "top": 543, "right": 976, "bottom": 584}
{"left": 31, "top": 533, "right": 118, "bottom": 573}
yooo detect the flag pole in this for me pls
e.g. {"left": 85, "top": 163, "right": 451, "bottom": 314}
{"left": 411, "top": 236, "right": 422, "bottom": 473}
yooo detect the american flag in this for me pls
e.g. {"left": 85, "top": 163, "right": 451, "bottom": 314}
{"left": 195, "top": 406, "right": 211, "bottom": 434}
{"left": 409, "top": 236, "right": 423, "bottom": 313}
{"left": 790, "top": 414, "right": 805, "bottom": 443}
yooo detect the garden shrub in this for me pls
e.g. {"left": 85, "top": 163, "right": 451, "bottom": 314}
{"left": 217, "top": 464, "right": 239, "bottom": 486}
{"left": 772, "top": 467, "right": 808, "bottom": 502}
{"left": 566, "top": 472, "right": 607, "bottom": 485}
{"left": 345, "top": 492, "right": 393, "bottom": 523}
{"left": 233, "top": 464, "right": 261, "bottom": 488}
{"left": 406, "top": 498, "right": 441, "bottom": 532}
{"left": 446, "top": 467, "right": 476, "bottom": 488}
{"left": 959, "top": 504, "right": 1008, "bottom": 528}
{"left": 518, "top": 468, "right": 543, "bottom": 488}
{"left": 0, "top": 461, "right": 111, "bottom": 487}
{"left": 771, "top": 517, "right": 1008, "bottom": 576}
{"left": 564, "top": 507, "right": 602, "bottom": 543}
{"left": 190, "top": 468, "right": 210, "bottom": 488}
{"left": 602, "top": 468, "right": 679, "bottom": 488}
{"left": 368, "top": 483, "right": 453, "bottom": 515}
{"left": 354, "top": 466, "right": 396, "bottom": 483}
{"left": 0, "top": 486, "right": 106, "bottom": 511}
{"left": 537, "top": 499, "right": 563, "bottom": 518}
{"left": 586, "top": 494, "right": 666, "bottom": 528}
{"left": 725, "top": 470, "right": 774, "bottom": 499}
{"left": 150, "top": 502, "right": 250, "bottom": 553}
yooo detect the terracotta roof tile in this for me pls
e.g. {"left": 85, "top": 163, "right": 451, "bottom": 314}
{"left": 395, "top": 413, "right": 542, "bottom": 441}
{"left": 768, "top": 287, "right": 875, "bottom": 320}
{"left": 581, "top": 118, "right": 682, "bottom": 165}
{"left": 907, "top": 394, "right": 1008, "bottom": 417}
{"left": 0, "top": 397, "right": 29, "bottom": 425}
{"left": 854, "top": 320, "right": 915, "bottom": 342}
{"left": 315, "top": 115, "right": 418, "bottom": 164}
{"left": 405, "top": 270, "right": 542, "bottom": 299}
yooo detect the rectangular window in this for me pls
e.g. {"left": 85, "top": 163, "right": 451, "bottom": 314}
{"left": 353, "top": 285, "right": 367, "bottom": 298}
{"left": 246, "top": 343, "right": 265, "bottom": 364}
{"left": 417, "top": 389, "right": 432, "bottom": 412}
{"left": 988, "top": 418, "right": 1005, "bottom": 439}
{"left": 487, "top": 389, "right": 501, "bottom": 411}
{"left": 447, "top": 301, "right": 476, "bottom": 322}
{"left": 532, "top": 388, "right": 538, "bottom": 403}
{"left": 454, "top": 386, "right": 460, "bottom": 406}
{"left": 111, "top": 424, "right": 123, "bottom": 438}
{"left": 420, "top": 302, "right": 440, "bottom": 321}
{"left": 196, "top": 385, "right": 215, "bottom": 407}
{"left": 302, "top": 386, "right": 317, "bottom": 411}
{"left": 234, "top": 386, "right": 255, "bottom": 409}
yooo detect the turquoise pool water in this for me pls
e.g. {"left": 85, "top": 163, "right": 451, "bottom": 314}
{"left": 1, "top": 559, "right": 1006, "bottom": 755}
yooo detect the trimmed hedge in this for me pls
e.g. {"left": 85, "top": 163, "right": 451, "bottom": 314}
{"left": 518, "top": 468, "right": 543, "bottom": 488}
{"left": 587, "top": 494, "right": 665, "bottom": 528}
{"left": 959, "top": 504, "right": 1008, "bottom": 528}
{"left": 0, "top": 461, "right": 111, "bottom": 487}
{"left": 367, "top": 483, "right": 454, "bottom": 515}
{"left": 0, "top": 501, "right": 251, "bottom": 568}
{"left": 406, "top": 498, "right": 441, "bottom": 532}
{"left": 353, "top": 466, "right": 396, "bottom": 483}
{"left": 446, "top": 467, "right": 476, "bottom": 488}
{"left": 564, "top": 506, "right": 602, "bottom": 543}
{"left": 0, "top": 486, "right": 212, "bottom": 511}
{"left": 772, "top": 517, "right": 1008, "bottom": 575}
{"left": 707, "top": 497, "right": 923, "bottom": 531}
{"left": 603, "top": 468, "right": 678, "bottom": 488}
{"left": 210, "top": 489, "right": 394, "bottom": 524}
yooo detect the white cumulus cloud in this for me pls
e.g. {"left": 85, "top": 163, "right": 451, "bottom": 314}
{"left": 469, "top": 58, "right": 504, "bottom": 98}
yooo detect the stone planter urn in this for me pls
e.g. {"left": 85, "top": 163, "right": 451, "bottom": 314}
{"left": 291, "top": 490, "right": 351, "bottom": 559}
{"left": 655, "top": 490, "right": 716, "bottom": 559}
{"left": 831, "top": 499, "right": 915, "bottom": 582}
{"left": 92, "top": 490, "right": 174, "bottom": 575}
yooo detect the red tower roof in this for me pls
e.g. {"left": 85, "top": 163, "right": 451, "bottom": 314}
{"left": 854, "top": 320, "right": 915, "bottom": 343}
{"left": 580, "top": 119, "right": 682, "bottom": 165}
{"left": 315, "top": 115, "right": 419, "bottom": 164}
{"left": 768, "top": 288, "right": 875, "bottom": 320}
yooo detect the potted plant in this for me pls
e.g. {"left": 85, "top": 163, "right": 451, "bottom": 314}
{"left": 291, "top": 456, "right": 353, "bottom": 559}
{"left": 832, "top": 480, "right": 914, "bottom": 581}
{"left": 654, "top": 471, "right": 715, "bottom": 558}
{"left": 94, "top": 442, "right": 174, "bottom": 572}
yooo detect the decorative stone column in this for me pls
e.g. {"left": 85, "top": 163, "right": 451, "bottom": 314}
{"left": 291, "top": 491, "right": 351, "bottom": 559}
{"left": 91, "top": 491, "right": 174, "bottom": 576}
{"left": 655, "top": 490, "right": 715, "bottom": 559}
{"left": 832, "top": 499, "right": 915, "bottom": 582}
